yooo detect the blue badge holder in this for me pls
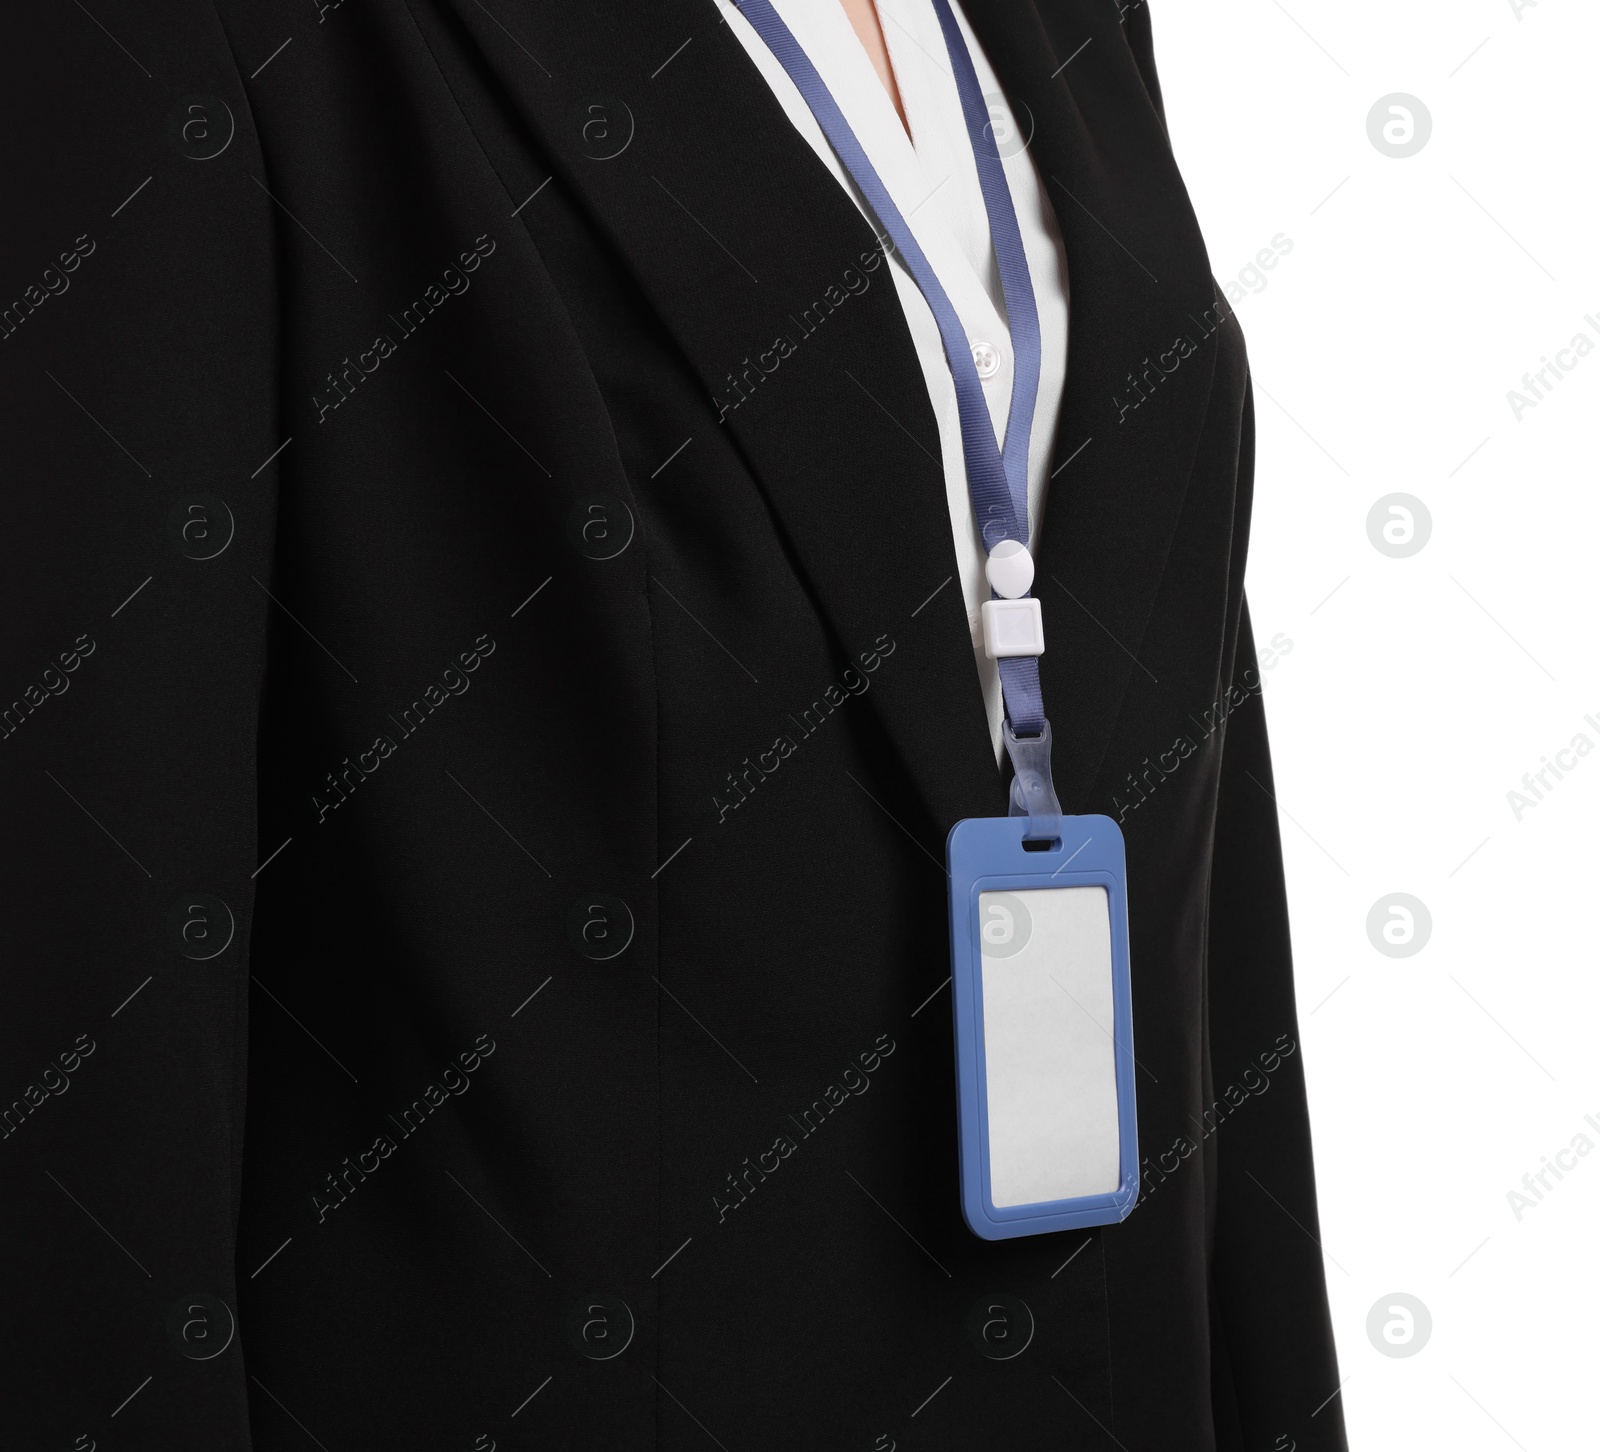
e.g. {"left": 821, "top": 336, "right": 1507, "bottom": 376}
{"left": 946, "top": 814, "right": 1139, "bottom": 1240}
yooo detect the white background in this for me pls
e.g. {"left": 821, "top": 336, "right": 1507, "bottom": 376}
{"left": 1156, "top": 0, "right": 1600, "bottom": 1446}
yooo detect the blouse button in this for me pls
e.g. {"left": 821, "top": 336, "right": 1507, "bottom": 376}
{"left": 971, "top": 341, "right": 1002, "bottom": 380}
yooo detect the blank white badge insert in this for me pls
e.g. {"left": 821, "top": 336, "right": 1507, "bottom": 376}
{"left": 977, "top": 885, "right": 1121, "bottom": 1207}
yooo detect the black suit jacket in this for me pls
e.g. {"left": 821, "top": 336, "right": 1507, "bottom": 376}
{"left": 1, "top": 0, "right": 1345, "bottom": 1447}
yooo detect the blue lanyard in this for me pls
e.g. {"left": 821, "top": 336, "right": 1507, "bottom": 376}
{"left": 737, "top": 0, "right": 1062, "bottom": 836}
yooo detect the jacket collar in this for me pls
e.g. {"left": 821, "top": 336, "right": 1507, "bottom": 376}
{"left": 431, "top": 0, "right": 1220, "bottom": 833}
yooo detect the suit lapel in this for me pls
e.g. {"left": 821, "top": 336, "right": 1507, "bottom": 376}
{"left": 961, "top": 0, "right": 1223, "bottom": 808}
{"left": 427, "top": 0, "right": 1219, "bottom": 828}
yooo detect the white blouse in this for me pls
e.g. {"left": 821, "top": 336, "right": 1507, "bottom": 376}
{"left": 721, "top": 0, "right": 1071, "bottom": 757}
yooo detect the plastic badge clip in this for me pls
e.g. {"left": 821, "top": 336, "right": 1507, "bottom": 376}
{"left": 1003, "top": 717, "right": 1062, "bottom": 844}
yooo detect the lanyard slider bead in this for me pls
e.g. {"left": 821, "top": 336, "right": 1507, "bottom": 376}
{"left": 984, "top": 538, "right": 1034, "bottom": 597}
